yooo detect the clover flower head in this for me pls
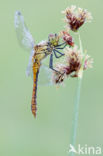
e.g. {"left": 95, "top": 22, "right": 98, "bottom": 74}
{"left": 60, "top": 30, "right": 74, "bottom": 46}
{"left": 62, "top": 5, "right": 92, "bottom": 31}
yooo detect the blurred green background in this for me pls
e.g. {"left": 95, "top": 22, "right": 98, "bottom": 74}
{"left": 0, "top": 0, "right": 103, "bottom": 156}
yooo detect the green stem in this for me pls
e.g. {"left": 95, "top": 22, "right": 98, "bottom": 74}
{"left": 78, "top": 33, "right": 83, "bottom": 55}
{"left": 69, "top": 32, "right": 84, "bottom": 156}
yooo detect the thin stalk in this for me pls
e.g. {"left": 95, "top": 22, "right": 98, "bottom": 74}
{"left": 69, "top": 32, "right": 84, "bottom": 156}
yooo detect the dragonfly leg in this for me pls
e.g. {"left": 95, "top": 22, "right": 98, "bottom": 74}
{"left": 53, "top": 49, "right": 64, "bottom": 58}
{"left": 55, "top": 42, "right": 66, "bottom": 47}
{"left": 54, "top": 49, "right": 65, "bottom": 56}
{"left": 55, "top": 44, "right": 67, "bottom": 50}
{"left": 49, "top": 54, "right": 60, "bottom": 72}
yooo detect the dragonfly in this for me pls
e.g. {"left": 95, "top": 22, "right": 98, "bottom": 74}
{"left": 14, "top": 11, "right": 74, "bottom": 117}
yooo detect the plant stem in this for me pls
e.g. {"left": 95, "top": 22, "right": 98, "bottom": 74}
{"left": 69, "top": 32, "right": 84, "bottom": 156}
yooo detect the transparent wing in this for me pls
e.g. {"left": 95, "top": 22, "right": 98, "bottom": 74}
{"left": 38, "top": 65, "right": 53, "bottom": 86}
{"left": 26, "top": 49, "right": 35, "bottom": 77}
{"left": 14, "top": 11, "right": 35, "bottom": 76}
{"left": 14, "top": 11, "right": 34, "bottom": 51}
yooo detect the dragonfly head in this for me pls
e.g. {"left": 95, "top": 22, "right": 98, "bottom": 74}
{"left": 48, "top": 33, "right": 59, "bottom": 47}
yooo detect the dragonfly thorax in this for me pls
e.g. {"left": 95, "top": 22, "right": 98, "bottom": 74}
{"left": 34, "top": 42, "right": 52, "bottom": 62}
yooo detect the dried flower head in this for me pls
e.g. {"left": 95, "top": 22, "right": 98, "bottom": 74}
{"left": 52, "top": 45, "right": 93, "bottom": 84}
{"left": 60, "top": 30, "right": 74, "bottom": 46}
{"left": 62, "top": 5, "right": 92, "bottom": 31}
{"left": 64, "top": 46, "right": 93, "bottom": 77}
{"left": 84, "top": 54, "right": 93, "bottom": 70}
{"left": 64, "top": 46, "right": 82, "bottom": 77}
{"left": 52, "top": 64, "right": 67, "bottom": 84}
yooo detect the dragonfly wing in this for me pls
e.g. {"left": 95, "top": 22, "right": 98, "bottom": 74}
{"left": 26, "top": 49, "right": 35, "bottom": 77}
{"left": 38, "top": 64, "right": 53, "bottom": 86}
{"left": 14, "top": 11, "right": 34, "bottom": 51}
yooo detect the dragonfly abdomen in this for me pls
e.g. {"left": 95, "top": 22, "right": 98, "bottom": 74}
{"left": 31, "top": 62, "right": 41, "bottom": 117}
